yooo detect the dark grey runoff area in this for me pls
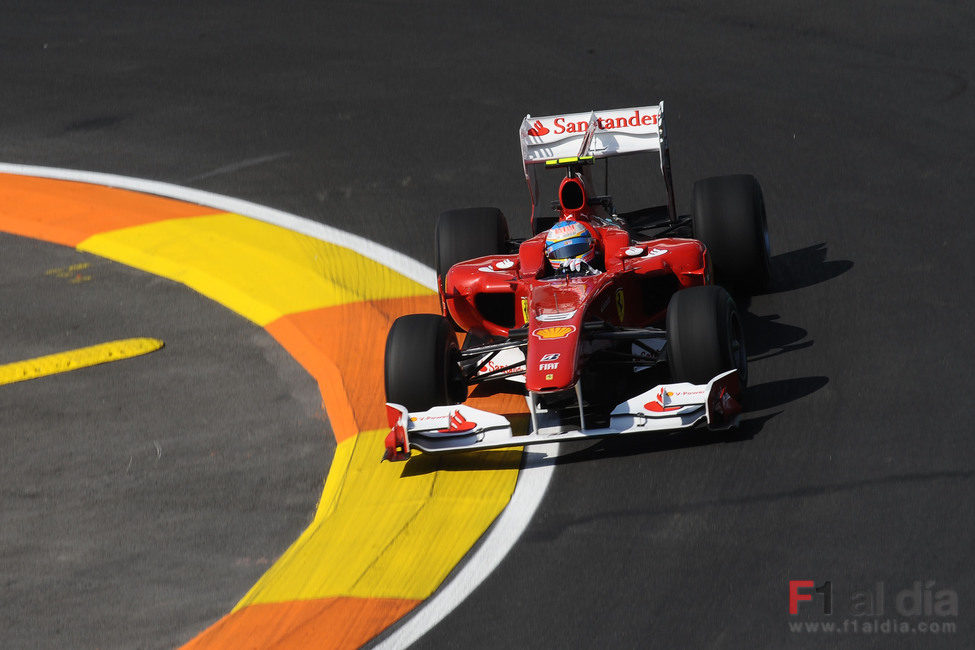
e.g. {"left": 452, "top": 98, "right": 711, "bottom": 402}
{"left": 1, "top": 1, "right": 973, "bottom": 648}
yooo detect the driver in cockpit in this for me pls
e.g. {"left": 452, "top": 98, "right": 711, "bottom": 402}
{"left": 544, "top": 218, "right": 600, "bottom": 275}
{"left": 542, "top": 173, "right": 607, "bottom": 275}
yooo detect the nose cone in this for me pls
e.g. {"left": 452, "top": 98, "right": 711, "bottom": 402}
{"left": 525, "top": 323, "right": 579, "bottom": 392}
{"left": 523, "top": 276, "right": 602, "bottom": 392}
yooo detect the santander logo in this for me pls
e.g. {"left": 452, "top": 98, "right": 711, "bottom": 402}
{"left": 645, "top": 386, "right": 681, "bottom": 413}
{"left": 437, "top": 410, "right": 477, "bottom": 433}
{"left": 527, "top": 110, "right": 659, "bottom": 138}
{"left": 645, "top": 401, "right": 682, "bottom": 413}
{"left": 526, "top": 120, "right": 550, "bottom": 136}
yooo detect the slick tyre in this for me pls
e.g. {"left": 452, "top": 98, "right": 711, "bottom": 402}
{"left": 666, "top": 285, "right": 747, "bottom": 386}
{"left": 692, "top": 174, "right": 771, "bottom": 293}
{"left": 384, "top": 314, "right": 467, "bottom": 411}
{"left": 435, "top": 207, "right": 509, "bottom": 287}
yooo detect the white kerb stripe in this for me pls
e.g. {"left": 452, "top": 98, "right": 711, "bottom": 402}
{"left": 0, "top": 163, "right": 436, "bottom": 290}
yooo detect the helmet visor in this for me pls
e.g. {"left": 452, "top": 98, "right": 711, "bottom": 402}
{"left": 547, "top": 236, "right": 593, "bottom": 261}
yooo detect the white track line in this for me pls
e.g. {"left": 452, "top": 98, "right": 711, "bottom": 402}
{"left": 0, "top": 162, "right": 557, "bottom": 647}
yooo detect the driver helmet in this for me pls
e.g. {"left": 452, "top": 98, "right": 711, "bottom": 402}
{"left": 544, "top": 219, "right": 595, "bottom": 269}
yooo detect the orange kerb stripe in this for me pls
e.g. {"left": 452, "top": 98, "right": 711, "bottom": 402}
{"left": 183, "top": 597, "right": 420, "bottom": 650}
{"left": 0, "top": 173, "right": 215, "bottom": 246}
{"left": 264, "top": 295, "right": 441, "bottom": 442}
{"left": 266, "top": 298, "right": 532, "bottom": 442}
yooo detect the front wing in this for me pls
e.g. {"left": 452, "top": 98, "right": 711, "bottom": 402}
{"left": 383, "top": 370, "right": 741, "bottom": 461}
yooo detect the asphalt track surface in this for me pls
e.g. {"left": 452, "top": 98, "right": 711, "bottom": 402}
{"left": 2, "top": 1, "right": 973, "bottom": 648}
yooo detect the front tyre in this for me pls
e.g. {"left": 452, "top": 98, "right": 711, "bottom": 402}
{"left": 384, "top": 314, "right": 467, "bottom": 412}
{"left": 666, "top": 285, "right": 747, "bottom": 386}
{"left": 692, "top": 174, "right": 770, "bottom": 293}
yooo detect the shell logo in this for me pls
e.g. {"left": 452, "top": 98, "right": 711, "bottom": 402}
{"left": 645, "top": 400, "right": 682, "bottom": 413}
{"left": 532, "top": 325, "right": 576, "bottom": 340}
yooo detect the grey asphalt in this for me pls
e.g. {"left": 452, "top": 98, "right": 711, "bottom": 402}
{"left": 1, "top": 1, "right": 973, "bottom": 648}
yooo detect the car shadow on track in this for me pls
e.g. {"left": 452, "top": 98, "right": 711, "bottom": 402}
{"left": 741, "top": 310, "right": 812, "bottom": 362}
{"left": 398, "top": 446, "right": 528, "bottom": 476}
{"left": 763, "top": 241, "right": 854, "bottom": 296}
{"left": 734, "top": 242, "right": 850, "bottom": 358}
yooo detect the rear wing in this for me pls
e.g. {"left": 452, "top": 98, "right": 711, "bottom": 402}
{"left": 519, "top": 102, "right": 677, "bottom": 225}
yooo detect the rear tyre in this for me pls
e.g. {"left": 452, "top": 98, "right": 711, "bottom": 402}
{"left": 666, "top": 285, "right": 747, "bottom": 386}
{"left": 435, "top": 207, "right": 509, "bottom": 288}
{"left": 384, "top": 314, "right": 467, "bottom": 411}
{"left": 692, "top": 174, "right": 770, "bottom": 293}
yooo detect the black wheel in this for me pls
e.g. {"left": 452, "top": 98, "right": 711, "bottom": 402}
{"left": 666, "top": 285, "right": 747, "bottom": 386}
{"left": 692, "top": 174, "right": 770, "bottom": 292}
{"left": 384, "top": 314, "right": 467, "bottom": 411}
{"left": 435, "top": 207, "right": 509, "bottom": 287}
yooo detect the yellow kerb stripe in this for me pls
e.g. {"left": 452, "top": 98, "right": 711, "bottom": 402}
{"left": 233, "top": 429, "right": 521, "bottom": 604}
{"left": 0, "top": 338, "right": 164, "bottom": 386}
{"left": 78, "top": 213, "right": 430, "bottom": 326}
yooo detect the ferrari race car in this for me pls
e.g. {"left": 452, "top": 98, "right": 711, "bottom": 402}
{"left": 383, "top": 102, "right": 770, "bottom": 460}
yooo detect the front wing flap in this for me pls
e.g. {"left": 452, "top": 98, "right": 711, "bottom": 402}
{"left": 382, "top": 370, "right": 741, "bottom": 461}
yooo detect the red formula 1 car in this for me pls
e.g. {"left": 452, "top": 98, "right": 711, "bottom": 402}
{"left": 383, "top": 102, "right": 770, "bottom": 460}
